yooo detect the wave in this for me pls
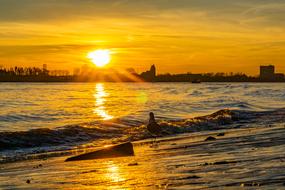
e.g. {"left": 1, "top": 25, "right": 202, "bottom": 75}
{"left": 223, "top": 102, "right": 253, "bottom": 109}
{"left": 0, "top": 113, "right": 56, "bottom": 122}
{"left": 187, "top": 90, "right": 203, "bottom": 96}
{"left": 0, "top": 123, "right": 125, "bottom": 151}
{"left": 0, "top": 109, "right": 249, "bottom": 151}
{"left": 1, "top": 108, "right": 285, "bottom": 163}
{"left": 245, "top": 89, "right": 285, "bottom": 98}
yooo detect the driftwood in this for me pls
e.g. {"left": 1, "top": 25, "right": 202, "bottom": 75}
{"left": 65, "top": 142, "right": 134, "bottom": 162}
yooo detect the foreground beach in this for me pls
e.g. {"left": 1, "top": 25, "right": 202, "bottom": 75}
{"left": 1, "top": 122, "right": 285, "bottom": 189}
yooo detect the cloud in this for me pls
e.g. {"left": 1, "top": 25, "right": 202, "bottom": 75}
{"left": 241, "top": 2, "right": 285, "bottom": 27}
{"left": 0, "top": 0, "right": 271, "bottom": 22}
{"left": 0, "top": 0, "right": 284, "bottom": 31}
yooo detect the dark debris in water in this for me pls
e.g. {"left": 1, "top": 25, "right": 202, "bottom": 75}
{"left": 213, "top": 160, "right": 238, "bottom": 165}
{"left": 128, "top": 162, "right": 139, "bottom": 166}
{"left": 217, "top": 132, "right": 225, "bottom": 136}
{"left": 225, "top": 181, "right": 262, "bottom": 187}
{"left": 33, "top": 164, "right": 43, "bottom": 169}
{"left": 179, "top": 175, "right": 201, "bottom": 180}
{"left": 205, "top": 136, "right": 216, "bottom": 141}
{"left": 80, "top": 169, "right": 98, "bottom": 174}
{"left": 202, "top": 160, "right": 239, "bottom": 166}
{"left": 240, "top": 182, "right": 261, "bottom": 187}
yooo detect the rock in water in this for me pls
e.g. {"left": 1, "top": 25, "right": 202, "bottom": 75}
{"left": 65, "top": 142, "right": 134, "bottom": 162}
{"left": 205, "top": 136, "right": 216, "bottom": 141}
{"left": 128, "top": 162, "right": 138, "bottom": 166}
{"left": 217, "top": 133, "right": 225, "bottom": 136}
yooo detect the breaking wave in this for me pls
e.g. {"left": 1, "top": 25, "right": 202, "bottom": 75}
{"left": 1, "top": 108, "right": 285, "bottom": 163}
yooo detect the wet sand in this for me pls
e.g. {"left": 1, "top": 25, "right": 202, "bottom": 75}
{"left": 1, "top": 124, "right": 285, "bottom": 189}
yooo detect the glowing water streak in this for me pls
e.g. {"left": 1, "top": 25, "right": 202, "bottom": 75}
{"left": 93, "top": 83, "right": 113, "bottom": 120}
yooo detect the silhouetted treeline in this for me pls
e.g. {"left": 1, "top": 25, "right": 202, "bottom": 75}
{"left": 0, "top": 66, "right": 48, "bottom": 76}
{"left": 0, "top": 66, "right": 141, "bottom": 82}
{"left": 0, "top": 66, "right": 72, "bottom": 82}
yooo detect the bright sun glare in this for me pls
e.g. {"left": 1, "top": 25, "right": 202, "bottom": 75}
{"left": 87, "top": 49, "right": 111, "bottom": 67}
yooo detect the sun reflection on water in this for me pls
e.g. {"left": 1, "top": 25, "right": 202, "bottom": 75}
{"left": 106, "top": 163, "right": 125, "bottom": 183}
{"left": 94, "top": 83, "right": 113, "bottom": 120}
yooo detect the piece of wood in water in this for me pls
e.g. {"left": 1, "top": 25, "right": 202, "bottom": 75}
{"left": 65, "top": 142, "right": 134, "bottom": 162}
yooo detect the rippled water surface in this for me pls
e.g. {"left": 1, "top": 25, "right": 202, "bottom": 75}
{"left": 1, "top": 82, "right": 285, "bottom": 132}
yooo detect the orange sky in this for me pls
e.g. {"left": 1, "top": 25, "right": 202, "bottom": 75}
{"left": 0, "top": 0, "right": 285, "bottom": 75}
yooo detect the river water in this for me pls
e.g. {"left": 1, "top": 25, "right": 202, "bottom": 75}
{"left": 1, "top": 82, "right": 284, "bottom": 132}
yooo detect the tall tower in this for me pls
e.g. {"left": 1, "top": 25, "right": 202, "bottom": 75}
{"left": 140, "top": 64, "right": 157, "bottom": 82}
{"left": 43, "top": 64, "right": 48, "bottom": 75}
{"left": 150, "top": 64, "right": 156, "bottom": 78}
{"left": 43, "top": 64, "right": 47, "bottom": 71}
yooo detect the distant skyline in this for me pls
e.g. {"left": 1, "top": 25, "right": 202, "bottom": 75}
{"left": 0, "top": 0, "right": 285, "bottom": 75}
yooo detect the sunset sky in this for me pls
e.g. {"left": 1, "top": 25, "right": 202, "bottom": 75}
{"left": 0, "top": 0, "right": 285, "bottom": 75}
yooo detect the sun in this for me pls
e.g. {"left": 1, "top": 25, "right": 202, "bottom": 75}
{"left": 87, "top": 49, "right": 111, "bottom": 67}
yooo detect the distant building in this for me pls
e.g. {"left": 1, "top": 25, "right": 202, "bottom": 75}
{"left": 259, "top": 65, "right": 285, "bottom": 81}
{"left": 260, "top": 65, "right": 275, "bottom": 80}
{"left": 140, "top": 64, "right": 156, "bottom": 81}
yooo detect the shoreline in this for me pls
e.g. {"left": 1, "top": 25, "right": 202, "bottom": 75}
{"left": 1, "top": 81, "right": 285, "bottom": 83}
{"left": 1, "top": 124, "right": 285, "bottom": 189}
